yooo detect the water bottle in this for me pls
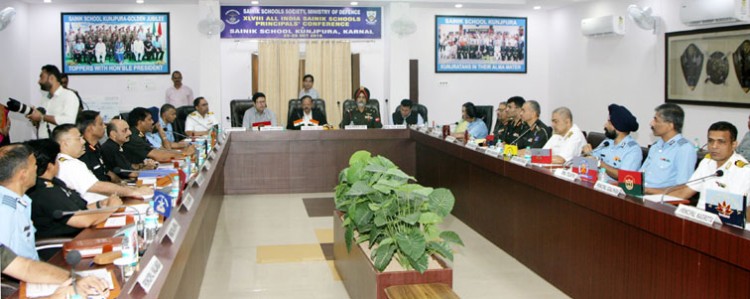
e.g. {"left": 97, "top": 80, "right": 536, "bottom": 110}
{"left": 524, "top": 146, "right": 532, "bottom": 163}
{"left": 170, "top": 174, "right": 179, "bottom": 205}
{"left": 206, "top": 132, "right": 213, "bottom": 151}
{"left": 183, "top": 156, "right": 191, "bottom": 177}
{"left": 598, "top": 167, "right": 608, "bottom": 182}
{"left": 143, "top": 202, "right": 158, "bottom": 246}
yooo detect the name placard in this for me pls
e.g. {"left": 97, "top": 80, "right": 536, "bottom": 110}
{"left": 344, "top": 125, "right": 368, "bottom": 130}
{"left": 675, "top": 204, "right": 721, "bottom": 226}
{"left": 429, "top": 130, "right": 442, "bottom": 138}
{"left": 194, "top": 173, "right": 206, "bottom": 187}
{"left": 383, "top": 124, "right": 407, "bottom": 130}
{"left": 203, "top": 161, "right": 212, "bottom": 171}
{"left": 445, "top": 136, "right": 457, "bottom": 143}
{"left": 510, "top": 156, "right": 530, "bottom": 167}
{"left": 135, "top": 257, "right": 163, "bottom": 294}
{"left": 418, "top": 126, "right": 429, "bottom": 133}
{"left": 208, "top": 151, "right": 216, "bottom": 160}
{"left": 225, "top": 127, "right": 246, "bottom": 132}
{"left": 553, "top": 168, "right": 579, "bottom": 182}
{"left": 465, "top": 142, "right": 478, "bottom": 150}
{"left": 181, "top": 193, "right": 194, "bottom": 212}
{"left": 161, "top": 219, "right": 181, "bottom": 244}
{"left": 300, "top": 126, "right": 324, "bottom": 131}
{"left": 485, "top": 147, "right": 502, "bottom": 158}
{"left": 594, "top": 181, "right": 624, "bottom": 197}
{"left": 259, "top": 126, "right": 284, "bottom": 131}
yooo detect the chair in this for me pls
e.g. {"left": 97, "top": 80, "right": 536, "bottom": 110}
{"left": 393, "top": 103, "right": 428, "bottom": 124}
{"left": 287, "top": 98, "right": 327, "bottom": 121}
{"left": 586, "top": 131, "right": 606, "bottom": 148}
{"left": 174, "top": 105, "right": 196, "bottom": 138}
{"left": 230, "top": 99, "right": 255, "bottom": 127}
{"left": 474, "top": 105, "right": 493, "bottom": 133}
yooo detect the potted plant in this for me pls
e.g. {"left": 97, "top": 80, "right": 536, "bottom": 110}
{"left": 333, "top": 150, "right": 463, "bottom": 299}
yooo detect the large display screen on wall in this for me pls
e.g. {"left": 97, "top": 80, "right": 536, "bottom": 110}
{"left": 61, "top": 13, "right": 170, "bottom": 75}
{"left": 435, "top": 15, "right": 527, "bottom": 73}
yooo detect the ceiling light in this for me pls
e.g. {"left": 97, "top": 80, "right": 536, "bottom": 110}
{"left": 136, "top": 0, "right": 144, "bottom": 3}
{"left": 455, "top": 4, "right": 463, "bottom": 8}
{"left": 251, "top": 1, "right": 259, "bottom": 4}
{"left": 351, "top": 1, "right": 359, "bottom": 5}
{"left": 44, "top": 0, "right": 51, "bottom": 3}
{"left": 533, "top": 6, "right": 541, "bottom": 10}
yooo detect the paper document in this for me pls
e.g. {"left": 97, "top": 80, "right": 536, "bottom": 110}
{"left": 643, "top": 194, "right": 686, "bottom": 203}
{"left": 103, "top": 216, "right": 127, "bottom": 228}
{"left": 26, "top": 268, "right": 114, "bottom": 298}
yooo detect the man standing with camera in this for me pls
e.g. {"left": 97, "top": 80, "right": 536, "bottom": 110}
{"left": 27, "top": 65, "right": 80, "bottom": 139}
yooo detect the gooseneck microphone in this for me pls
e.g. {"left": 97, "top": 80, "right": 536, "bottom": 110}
{"left": 509, "top": 127, "right": 532, "bottom": 145}
{"left": 660, "top": 170, "right": 724, "bottom": 204}
{"left": 66, "top": 250, "right": 82, "bottom": 294}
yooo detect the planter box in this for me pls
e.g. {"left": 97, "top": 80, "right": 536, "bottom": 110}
{"left": 333, "top": 211, "right": 453, "bottom": 299}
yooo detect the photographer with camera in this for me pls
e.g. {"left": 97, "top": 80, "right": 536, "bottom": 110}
{"left": 26, "top": 65, "right": 80, "bottom": 139}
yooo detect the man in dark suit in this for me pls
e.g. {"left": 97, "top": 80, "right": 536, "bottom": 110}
{"left": 287, "top": 95, "right": 328, "bottom": 130}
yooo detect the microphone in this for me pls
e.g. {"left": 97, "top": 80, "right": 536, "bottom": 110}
{"left": 66, "top": 250, "right": 82, "bottom": 294}
{"left": 660, "top": 170, "right": 724, "bottom": 204}
{"left": 509, "top": 127, "right": 532, "bottom": 145}
{"left": 384, "top": 98, "right": 390, "bottom": 125}
{"left": 53, "top": 205, "right": 145, "bottom": 237}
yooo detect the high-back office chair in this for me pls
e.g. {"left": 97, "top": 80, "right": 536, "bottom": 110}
{"left": 392, "top": 103, "right": 428, "bottom": 124}
{"left": 586, "top": 131, "right": 606, "bottom": 148}
{"left": 287, "top": 98, "right": 326, "bottom": 121}
{"left": 230, "top": 99, "right": 255, "bottom": 127}
{"left": 474, "top": 105, "right": 493, "bottom": 134}
{"left": 174, "top": 105, "right": 196, "bottom": 137}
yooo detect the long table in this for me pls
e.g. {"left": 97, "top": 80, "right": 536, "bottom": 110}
{"left": 225, "top": 129, "right": 750, "bottom": 297}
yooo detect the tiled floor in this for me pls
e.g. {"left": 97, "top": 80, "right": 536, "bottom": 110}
{"left": 198, "top": 193, "right": 569, "bottom": 299}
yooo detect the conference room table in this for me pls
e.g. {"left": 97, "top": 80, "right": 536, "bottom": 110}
{"left": 14, "top": 128, "right": 749, "bottom": 298}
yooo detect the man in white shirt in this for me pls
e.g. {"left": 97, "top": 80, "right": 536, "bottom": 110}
{"left": 52, "top": 124, "right": 153, "bottom": 205}
{"left": 165, "top": 71, "right": 194, "bottom": 107}
{"left": 543, "top": 107, "right": 586, "bottom": 164}
{"left": 298, "top": 74, "right": 320, "bottom": 99}
{"left": 661, "top": 122, "right": 750, "bottom": 209}
{"left": 27, "top": 65, "right": 79, "bottom": 139}
{"left": 185, "top": 97, "right": 218, "bottom": 136}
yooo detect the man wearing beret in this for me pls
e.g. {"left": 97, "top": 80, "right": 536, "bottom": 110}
{"left": 582, "top": 104, "right": 643, "bottom": 181}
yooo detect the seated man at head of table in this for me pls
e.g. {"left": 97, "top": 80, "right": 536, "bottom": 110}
{"left": 243, "top": 92, "right": 278, "bottom": 128}
{"left": 123, "top": 107, "right": 186, "bottom": 165}
{"left": 26, "top": 139, "right": 118, "bottom": 241}
{"left": 0, "top": 144, "right": 40, "bottom": 260}
{"left": 340, "top": 87, "right": 382, "bottom": 129}
{"left": 497, "top": 96, "right": 526, "bottom": 144}
{"left": 513, "top": 100, "right": 550, "bottom": 151}
{"left": 53, "top": 124, "right": 152, "bottom": 205}
{"left": 391, "top": 99, "right": 424, "bottom": 126}
{"left": 185, "top": 96, "right": 218, "bottom": 136}
{"left": 1, "top": 244, "right": 108, "bottom": 298}
{"left": 652, "top": 121, "right": 750, "bottom": 208}
{"left": 75, "top": 110, "right": 118, "bottom": 183}
{"left": 287, "top": 95, "right": 328, "bottom": 130}
{"left": 581, "top": 104, "right": 642, "bottom": 181}
{"left": 542, "top": 107, "right": 586, "bottom": 164}
{"left": 452, "top": 102, "right": 488, "bottom": 141}
{"left": 641, "top": 103, "right": 697, "bottom": 193}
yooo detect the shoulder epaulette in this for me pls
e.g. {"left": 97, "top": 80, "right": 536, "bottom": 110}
{"left": 58, "top": 156, "right": 68, "bottom": 162}
{"left": 208, "top": 112, "right": 214, "bottom": 115}
{"left": 44, "top": 181, "right": 54, "bottom": 188}
{"left": 189, "top": 111, "right": 199, "bottom": 116}
{"left": 735, "top": 160, "right": 748, "bottom": 168}
{"left": 626, "top": 141, "right": 639, "bottom": 147}
{"left": 704, "top": 153, "right": 711, "bottom": 159}
{"left": 677, "top": 138, "right": 689, "bottom": 146}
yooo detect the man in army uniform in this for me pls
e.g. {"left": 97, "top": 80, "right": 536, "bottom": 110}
{"left": 76, "top": 110, "right": 118, "bottom": 182}
{"left": 514, "top": 100, "right": 550, "bottom": 150}
{"left": 124, "top": 107, "right": 187, "bottom": 164}
{"left": 642, "top": 103, "right": 697, "bottom": 192}
{"left": 498, "top": 96, "right": 526, "bottom": 145}
{"left": 185, "top": 97, "right": 218, "bottom": 136}
{"left": 26, "top": 139, "right": 118, "bottom": 243}
{"left": 582, "top": 104, "right": 642, "bottom": 181}
{"left": 340, "top": 87, "right": 382, "bottom": 129}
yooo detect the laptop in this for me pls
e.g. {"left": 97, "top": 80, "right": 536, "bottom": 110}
{"left": 705, "top": 189, "right": 746, "bottom": 229}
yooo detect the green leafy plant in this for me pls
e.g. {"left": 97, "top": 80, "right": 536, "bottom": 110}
{"left": 334, "top": 150, "right": 464, "bottom": 273}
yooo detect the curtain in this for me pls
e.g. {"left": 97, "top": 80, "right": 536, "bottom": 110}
{"left": 258, "top": 40, "right": 299, "bottom": 127}
{"left": 304, "top": 41, "right": 351, "bottom": 127}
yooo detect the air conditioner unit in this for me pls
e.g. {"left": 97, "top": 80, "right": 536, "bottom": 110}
{"left": 581, "top": 15, "right": 625, "bottom": 37}
{"left": 679, "top": 0, "right": 749, "bottom": 26}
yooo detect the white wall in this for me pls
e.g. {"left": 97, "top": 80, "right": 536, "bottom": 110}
{"left": 406, "top": 7, "right": 551, "bottom": 127}
{"left": 548, "top": 0, "right": 750, "bottom": 146}
{"left": 0, "top": 1, "right": 35, "bottom": 140}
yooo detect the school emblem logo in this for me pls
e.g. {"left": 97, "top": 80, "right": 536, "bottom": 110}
{"left": 366, "top": 10, "right": 378, "bottom": 25}
{"left": 225, "top": 9, "right": 241, "bottom": 25}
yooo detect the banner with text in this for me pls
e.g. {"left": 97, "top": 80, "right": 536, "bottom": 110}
{"left": 220, "top": 6, "right": 382, "bottom": 39}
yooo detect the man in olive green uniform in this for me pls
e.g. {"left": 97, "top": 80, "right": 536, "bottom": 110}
{"left": 340, "top": 87, "right": 382, "bottom": 129}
